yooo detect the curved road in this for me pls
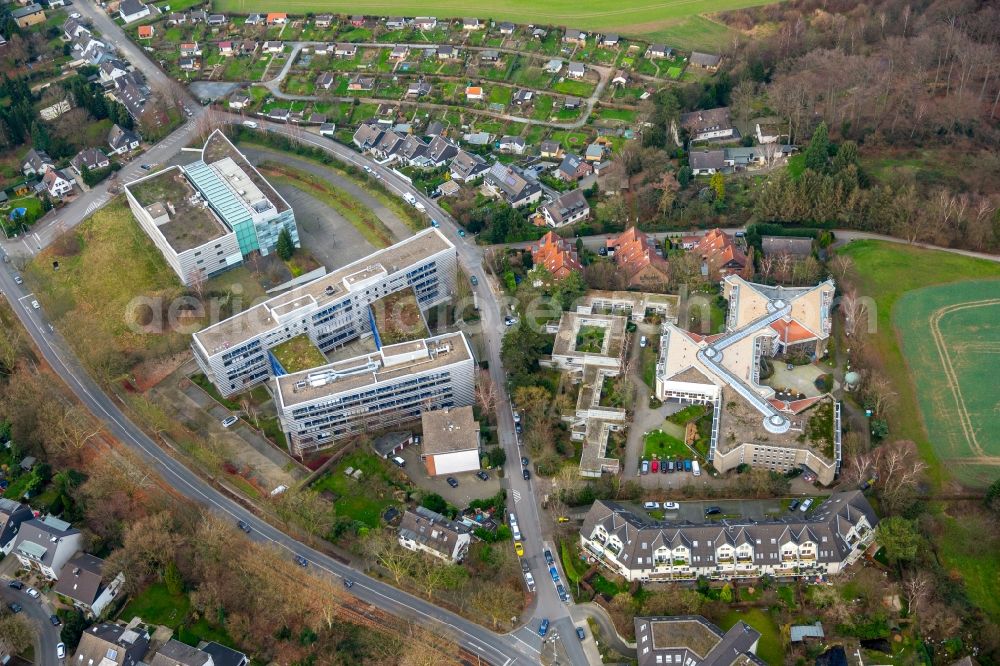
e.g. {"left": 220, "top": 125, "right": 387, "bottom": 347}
{"left": 0, "top": 582, "right": 61, "bottom": 666}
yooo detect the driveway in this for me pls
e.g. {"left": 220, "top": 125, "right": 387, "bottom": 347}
{"left": 0, "top": 580, "right": 60, "bottom": 666}
{"left": 395, "top": 444, "right": 501, "bottom": 508}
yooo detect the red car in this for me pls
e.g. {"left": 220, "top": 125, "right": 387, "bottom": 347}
{"left": 651, "top": 460, "right": 659, "bottom": 473}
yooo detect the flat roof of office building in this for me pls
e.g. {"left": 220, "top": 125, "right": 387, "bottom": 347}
{"left": 125, "top": 167, "right": 230, "bottom": 253}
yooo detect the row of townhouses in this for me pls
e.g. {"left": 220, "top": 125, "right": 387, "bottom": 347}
{"left": 580, "top": 490, "right": 878, "bottom": 582}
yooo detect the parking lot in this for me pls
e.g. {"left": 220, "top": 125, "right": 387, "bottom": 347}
{"left": 394, "top": 443, "right": 502, "bottom": 507}
{"left": 623, "top": 497, "right": 821, "bottom": 523}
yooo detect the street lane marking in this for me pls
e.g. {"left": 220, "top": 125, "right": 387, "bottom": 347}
{"left": 512, "top": 489, "right": 522, "bottom": 503}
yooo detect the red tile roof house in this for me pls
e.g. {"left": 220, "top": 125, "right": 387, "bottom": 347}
{"left": 692, "top": 228, "right": 753, "bottom": 279}
{"left": 606, "top": 227, "right": 670, "bottom": 290}
{"left": 530, "top": 231, "right": 582, "bottom": 280}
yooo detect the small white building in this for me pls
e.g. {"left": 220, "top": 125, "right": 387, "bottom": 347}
{"left": 398, "top": 507, "right": 472, "bottom": 563}
{"left": 420, "top": 406, "right": 480, "bottom": 476}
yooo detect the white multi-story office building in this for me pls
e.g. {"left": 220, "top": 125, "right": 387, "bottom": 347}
{"left": 273, "top": 332, "right": 475, "bottom": 456}
{"left": 192, "top": 228, "right": 459, "bottom": 398}
{"left": 124, "top": 130, "right": 299, "bottom": 285}
{"left": 581, "top": 490, "right": 877, "bottom": 583}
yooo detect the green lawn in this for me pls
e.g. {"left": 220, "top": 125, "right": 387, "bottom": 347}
{"left": 787, "top": 153, "right": 806, "bottom": 178}
{"left": 311, "top": 451, "right": 401, "bottom": 527}
{"left": 271, "top": 334, "right": 327, "bottom": 373}
{"left": 488, "top": 86, "right": 512, "bottom": 105}
{"left": 935, "top": 511, "right": 1000, "bottom": 623}
{"left": 553, "top": 79, "right": 595, "bottom": 97}
{"left": 719, "top": 609, "right": 783, "bottom": 664}
{"left": 596, "top": 107, "right": 637, "bottom": 122}
{"left": 643, "top": 430, "right": 690, "bottom": 460}
{"left": 213, "top": 0, "right": 779, "bottom": 50}
{"left": 121, "top": 582, "right": 191, "bottom": 628}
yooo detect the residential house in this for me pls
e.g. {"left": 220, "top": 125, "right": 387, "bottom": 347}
{"left": 541, "top": 189, "right": 590, "bottom": 228}
{"left": 349, "top": 15, "right": 365, "bottom": 27}
{"left": 12, "top": 516, "right": 83, "bottom": 580}
{"left": 307, "top": 113, "right": 326, "bottom": 124}
{"left": 761, "top": 236, "right": 814, "bottom": 259}
{"left": 581, "top": 490, "right": 876, "bottom": 582}
{"left": 600, "top": 33, "right": 619, "bottom": 47}
{"left": 263, "top": 41, "right": 283, "bottom": 53}
{"left": 692, "top": 228, "right": 749, "bottom": 277}
{"left": 239, "top": 40, "right": 258, "bottom": 56}
{"left": 406, "top": 80, "right": 431, "bottom": 98}
{"left": 756, "top": 122, "right": 784, "bottom": 144}
{"left": 498, "top": 135, "right": 525, "bottom": 154}
{"left": 530, "top": 231, "right": 582, "bottom": 279}
{"left": 532, "top": 28, "right": 547, "bottom": 39}
{"left": 611, "top": 70, "right": 629, "bottom": 86}
{"left": 314, "top": 14, "right": 334, "bottom": 27}
{"left": 107, "top": 124, "right": 140, "bottom": 156}
{"left": 414, "top": 17, "right": 437, "bottom": 30}
{"left": 315, "top": 72, "right": 336, "bottom": 90}
{"left": 218, "top": 41, "right": 235, "bottom": 57}
{"left": 689, "top": 149, "right": 725, "bottom": 175}
{"left": 462, "top": 18, "right": 481, "bottom": 30}
{"left": 54, "top": 553, "right": 124, "bottom": 618}
{"left": 188, "top": 10, "right": 207, "bottom": 23}
{"left": 137, "top": 24, "right": 154, "bottom": 39}
{"left": 22, "top": 148, "right": 55, "bottom": 176}
{"left": 70, "top": 147, "right": 110, "bottom": 176}
{"left": 267, "top": 108, "right": 289, "bottom": 122}
{"left": 385, "top": 17, "right": 406, "bottom": 30}
{"left": 352, "top": 122, "right": 383, "bottom": 151}
{"left": 633, "top": 616, "right": 766, "bottom": 666}
{"left": 398, "top": 506, "right": 473, "bottom": 563}
{"left": 484, "top": 162, "right": 541, "bottom": 207}
{"left": 371, "top": 130, "right": 405, "bottom": 160}
{"left": 419, "top": 136, "right": 458, "bottom": 167}
{"left": 438, "top": 180, "right": 461, "bottom": 197}
{"left": 556, "top": 154, "right": 592, "bottom": 182}
{"left": 117, "top": 0, "right": 149, "bottom": 24}
{"left": 480, "top": 49, "right": 500, "bottom": 62}
{"left": 312, "top": 43, "right": 330, "bottom": 56}
{"left": 166, "top": 12, "right": 186, "bottom": 24}
{"left": 243, "top": 13, "right": 263, "bottom": 25}
{"left": 347, "top": 76, "right": 374, "bottom": 92}
{"left": 425, "top": 120, "right": 444, "bottom": 137}
{"left": 436, "top": 44, "right": 456, "bottom": 59}
{"left": 606, "top": 227, "right": 670, "bottom": 290}
{"left": 0, "top": 499, "right": 33, "bottom": 554}
{"left": 72, "top": 620, "right": 150, "bottom": 666}
{"left": 567, "top": 62, "right": 585, "bottom": 78}
{"left": 648, "top": 44, "right": 672, "bottom": 58}
{"left": 334, "top": 43, "right": 357, "bottom": 57}
{"left": 149, "top": 639, "right": 213, "bottom": 666}
{"left": 207, "top": 14, "right": 226, "bottom": 26}
{"left": 512, "top": 89, "right": 534, "bottom": 106}
{"left": 540, "top": 140, "right": 563, "bottom": 159}
{"left": 420, "top": 406, "right": 480, "bottom": 476}
{"left": 179, "top": 42, "right": 201, "bottom": 57}
{"left": 563, "top": 28, "right": 587, "bottom": 45}
{"left": 71, "top": 33, "right": 109, "bottom": 66}
{"left": 449, "top": 150, "right": 488, "bottom": 182}
{"left": 462, "top": 131, "right": 491, "bottom": 146}
{"left": 179, "top": 56, "right": 200, "bottom": 71}
{"left": 389, "top": 44, "right": 408, "bottom": 60}
{"left": 563, "top": 96, "right": 581, "bottom": 109}
{"left": 62, "top": 17, "right": 89, "bottom": 39}
{"left": 266, "top": 12, "right": 287, "bottom": 25}
{"left": 200, "top": 643, "right": 249, "bottom": 666}
{"left": 43, "top": 168, "right": 75, "bottom": 197}
{"left": 544, "top": 58, "right": 563, "bottom": 74}
{"left": 465, "top": 86, "right": 484, "bottom": 100}
{"left": 398, "top": 134, "right": 429, "bottom": 164}
{"left": 679, "top": 107, "right": 738, "bottom": 143}
{"left": 11, "top": 4, "right": 45, "bottom": 28}
{"left": 111, "top": 78, "right": 147, "bottom": 120}
{"left": 585, "top": 142, "right": 607, "bottom": 162}
{"left": 690, "top": 51, "right": 722, "bottom": 70}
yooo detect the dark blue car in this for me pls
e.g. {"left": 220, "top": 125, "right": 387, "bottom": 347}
{"left": 684, "top": 459, "right": 693, "bottom": 472}
{"left": 538, "top": 618, "right": 550, "bottom": 636}
{"left": 549, "top": 566, "right": 560, "bottom": 583}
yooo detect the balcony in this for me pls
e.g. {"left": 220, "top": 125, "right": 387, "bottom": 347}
{"left": 673, "top": 559, "right": 689, "bottom": 567}
{"left": 736, "top": 556, "right": 753, "bottom": 563}
{"left": 782, "top": 554, "right": 796, "bottom": 562}
{"left": 717, "top": 556, "right": 733, "bottom": 564}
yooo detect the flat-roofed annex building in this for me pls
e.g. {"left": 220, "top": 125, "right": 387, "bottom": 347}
{"left": 273, "top": 332, "right": 475, "bottom": 456}
{"left": 124, "top": 130, "right": 298, "bottom": 285}
{"left": 420, "top": 406, "right": 480, "bottom": 476}
{"left": 655, "top": 275, "right": 840, "bottom": 484}
{"left": 634, "top": 616, "right": 765, "bottom": 666}
{"left": 193, "top": 228, "right": 458, "bottom": 398}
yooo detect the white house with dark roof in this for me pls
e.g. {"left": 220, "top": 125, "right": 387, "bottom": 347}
{"left": 118, "top": 0, "right": 150, "bottom": 24}
{"left": 449, "top": 150, "right": 488, "bottom": 182}
{"left": 12, "top": 515, "right": 83, "bottom": 580}
{"left": 54, "top": 553, "right": 125, "bottom": 617}
{"left": 540, "top": 189, "right": 590, "bottom": 228}
{"left": 0, "top": 499, "right": 33, "bottom": 554}
{"left": 22, "top": 148, "right": 54, "bottom": 176}
{"left": 43, "top": 168, "right": 76, "bottom": 198}
{"left": 484, "top": 162, "right": 541, "bottom": 207}
{"left": 398, "top": 506, "right": 472, "bottom": 563}
{"left": 108, "top": 124, "right": 140, "bottom": 155}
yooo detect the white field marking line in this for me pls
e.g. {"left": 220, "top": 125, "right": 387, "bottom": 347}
{"left": 929, "top": 298, "right": 1000, "bottom": 458}
{"left": 508, "top": 631, "right": 541, "bottom": 654}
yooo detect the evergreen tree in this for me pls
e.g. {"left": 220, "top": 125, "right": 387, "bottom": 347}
{"left": 276, "top": 227, "right": 295, "bottom": 260}
{"left": 803, "top": 121, "right": 830, "bottom": 173}
{"left": 30, "top": 121, "right": 50, "bottom": 152}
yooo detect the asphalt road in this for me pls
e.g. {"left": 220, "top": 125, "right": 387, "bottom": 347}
{"left": 0, "top": 582, "right": 61, "bottom": 666}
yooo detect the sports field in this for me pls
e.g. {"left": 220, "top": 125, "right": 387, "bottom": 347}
{"left": 211, "top": 0, "right": 785, "bottom": 51}
{"left": 894, "top": 281, "right": 1000, "bottom": 487}
{"left": 839, "top": 240, "right": 1000, "bottom": 487}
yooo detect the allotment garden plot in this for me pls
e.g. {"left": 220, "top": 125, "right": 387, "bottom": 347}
{"left": 894, "top": 279, "right": 1000, "bottom": 487}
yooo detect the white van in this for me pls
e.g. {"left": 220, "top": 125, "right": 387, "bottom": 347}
{"left": 692, "top": 461, "right": 701, "bottom": 477}
{"left": 403, "top": 192, "right": 417, "bottom": 206}
{"left": 242, "top": 120, "right": 259, "bottom": 128}
{"left": 391, "top": 456, "right": 406, "bottom": 468}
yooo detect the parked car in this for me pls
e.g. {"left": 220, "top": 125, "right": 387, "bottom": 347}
{"left": 30, "top": 300, "right": 39, "bottom": 309}
{"left": 237, "top": 520, "right": 252, "bottom": 533}
{"left": 458, "top": 229, "right": 466, "bottom": 237}
{"left": 57, "top": 643, "right": 66, "bottom": 659}
{"left": 544, "top": 549, "right": 554, "bottom": 566}
{"left": 660, "top": 461, "right": 668, "bottom": 474}
{"left": 25, "top": 588, "right": 39, "bottom": 599}
{"left": 549, "top": 566, "right": 560, "bottom": 583}
{"left": 363, "top": 166, "right": 373, "bottom": 173}
{"left": 705, "top": 506, "right": 722, "bottom": 516}
{"left": 221, "top": 415, "right": 239, "bottom": 428}
{"left": 683, "top": 459, "right": 693, "bottom": 472}
{"left": 640, "top": 460, "right": 649, "bottom": 474}
{"left": 7, "top": 603, "right": 21, "bottom": 613}
{"left": 664, "top": 502, "right": 680, "bottom": 510}
{"left": 431, "top": 219, "right": 440, "bottom": 227}
{"left": 557, "top": 583, "right": 568, "bottom": 602}
{"left": 651, "top": 460, "right": 659, "bottom": 473}
{"left": 521, "top": 456, "right": 529, "bottom": 467}
{"left": 667, "top": 461, "right": 675, "bottom": 472}
{"left": 788, "top": 499, "right": 801, "bottom": 512}
{"left": 391, "top": 456, "right": 406, "bottom": 467}
{"left": 799, "top": 498, "right": 814, "bottom": 513}
{"left": 50, "top": 614, "right": 61, "bottom": 626}
{"left": 446, "top": 477, "right": 459, "bottom": 488}
{"left": 643, "top": 501, "right": 659, "bottom": 510}
{"left": 523, "top": 571, "right": 535, "bottom": 591}
{"left": 514, "top": 541, "right": 524, "bottom": 557}
{"left": 7, "top": 580, "right": 22, "bottom": 590}
{"left": 513, "top": 412, "right": 521, "bottom": 424}
{"left": 538, "top": 619, "right": 550, "bottom": 637}
{"left": 476, "top": 471, "right": 490, "bottom": 481}
{"left": 13, "top": 275, "right": 22, "bottom": 285}
{"left": 470, "top": 275, "right": 478, "bottom": 286}
{"left": 640, "top": 335, "right": 648, "bottom": 347}
{"left": 515, "top": 423, "right": 522, "bottom": 434}
{"left": 140, "top": 163, "right": 152, "bottom": 170}
{"left": 576, "top": 627, "right": 586, "bottom": 640}
{"left": 295, "top": 555, "right": 308, "bottom": 567}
